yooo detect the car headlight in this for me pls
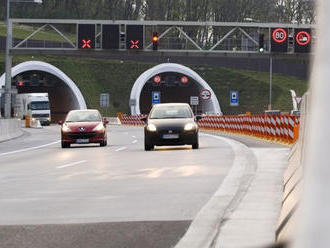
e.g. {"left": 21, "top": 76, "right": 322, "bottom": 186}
{"left": 184, "top": 123, "right": 196, "bottom": 131}
{"left": 62, "top": 124, "right": 71, "bottom": 132}
{"left": 147, "top": 123, "right": 157, "bottom": 132}
{"left": 93, "top": 123, "right": 105, "bottom": 132}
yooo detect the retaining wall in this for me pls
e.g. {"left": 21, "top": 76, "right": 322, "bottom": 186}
{"left": 276, "top": 93, "right": 309, "bottom": 243}
{"left": 0, "top": 119, "right": 23, "bottom": 142}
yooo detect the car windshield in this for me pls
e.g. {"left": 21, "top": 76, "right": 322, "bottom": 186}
{"left": 149, "top": 105, "right": 193, "bottom": 119}
{"left": 65, "top": 111, "right": 101, "bottom": 122}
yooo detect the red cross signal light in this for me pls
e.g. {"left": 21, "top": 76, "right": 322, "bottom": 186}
{"left": 78, "top": 24, "right": 95, "bottom": 49}
{"left": 126, "top": 25, "right": 144, "bottom": 50}
{"left": 82, "top": 39, "right": 92, "bottom": 49}
{"left": 130, "top": 40, "right": 140, "bottom": 49}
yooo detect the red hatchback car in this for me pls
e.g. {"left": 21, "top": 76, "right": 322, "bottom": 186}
{"left": 59, "top": 109, "right": 108, "bottom": 148}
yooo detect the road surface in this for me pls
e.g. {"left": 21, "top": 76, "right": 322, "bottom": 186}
{"left": 0, "top": 125, "right": 279, "bottom": 248}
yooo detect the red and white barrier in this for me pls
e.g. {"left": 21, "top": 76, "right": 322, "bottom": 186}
{"left": 118, "top": 114, "right": 300, "bottom": 144}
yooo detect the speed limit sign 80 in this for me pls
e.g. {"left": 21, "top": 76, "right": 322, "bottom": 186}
{"left": 271, "top": 28, "right": 288, "bottom": 53}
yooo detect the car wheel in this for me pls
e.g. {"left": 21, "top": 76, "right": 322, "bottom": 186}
{"left": 61, "top": 142, "right": 70, "bottom": 148}
{"left": 192, "top": 136, "right": 199, "bottom": 149}
{"left": 192, "top": 142, "right": 199, "bottom": 149}
{"left": 144, "top": 142, "right": 153, "bottom": 151}
{"left": 100, "top": 140, "right": 107, "bottom": 147}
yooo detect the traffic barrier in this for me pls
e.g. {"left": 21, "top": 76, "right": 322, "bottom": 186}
{"left": 276, "top": 93, "right": 308, "bottom": 244}
{"left": 0, "top": 119, "right": 23, "bottom": 142}
{"left": 119, "top": 114, "right": 148, "bottom": 126}
{"left": 198, "top": 114, "right": 300, "bottom": 144}
{"left": 118, "top": 113, "right": 300, "bottom": 144}
{"left": 30, "top": 119, "right": 43, "bottom": 129}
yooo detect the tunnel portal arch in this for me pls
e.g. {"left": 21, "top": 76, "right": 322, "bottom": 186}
{"left": 0, "top": 61, "right": 87, "bottom": 120}
{"left": 130, "top": 63, "right": 222, "bottom": 115}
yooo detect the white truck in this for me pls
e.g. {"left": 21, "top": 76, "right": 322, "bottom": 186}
{"left": 15, "top": 93, "right": 51, "bottom": 125}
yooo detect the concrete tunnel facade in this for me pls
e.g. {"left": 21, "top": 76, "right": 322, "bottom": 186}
{"left": 0, "top": 61, "right": 87, "bottom": 121}
{"left": 130, "top": 63, "right": 222, "bottom": 115}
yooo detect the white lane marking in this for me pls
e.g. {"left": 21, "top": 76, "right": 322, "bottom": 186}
{"left": 115, "top": 147, "right": 127, "bottom": 152}
{"left": 132, "top": 140, "right": 138, "bottom": 144}
{"left": 56, "top": 160, "right": 87, "bottom": 169}
{"left": 132, "top": 136, "right": 136, "bottom": 138}
{"left": 0, "top": 140, "right": 61, "bottom": 157}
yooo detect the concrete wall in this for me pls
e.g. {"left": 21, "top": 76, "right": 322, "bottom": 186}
{"left": 276, "top": 93, "right": 309, "bottom": 243}
{"left": 0, "top": 119, "right": 23, "bottom": 142}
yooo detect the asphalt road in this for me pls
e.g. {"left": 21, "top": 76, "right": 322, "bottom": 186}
{"left": 0, "top": 125, "right": 242, "bottom": 248}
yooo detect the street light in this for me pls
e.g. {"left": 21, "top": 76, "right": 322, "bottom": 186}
{"left": 3, "top": 0, "right": 42, "bottom": 119}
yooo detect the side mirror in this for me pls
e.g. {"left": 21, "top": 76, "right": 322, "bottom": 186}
{"left": 103, "top": 119, "right": 109, "bottom": 125}
{"left": 195, "top": 115, "right": 203, "bottom": 122}
{"left": 58, "top": 120, "right": 63, "bottom": 125}
{"left": 141, "top": 117, "right": 147, "bottom": 123}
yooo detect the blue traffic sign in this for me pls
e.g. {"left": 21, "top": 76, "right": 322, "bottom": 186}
{"left": 230, "top": 91, "right": 239, "bottom": 106}
{"left": 152, "top": 91, "right": 161, "bottom": 105}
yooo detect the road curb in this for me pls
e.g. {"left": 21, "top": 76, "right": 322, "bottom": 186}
{"left": 175, "top": 133, "right": 257, "bottom": 248}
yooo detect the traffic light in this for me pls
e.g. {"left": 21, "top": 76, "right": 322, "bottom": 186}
{"left": 271, "top": 28, "right": 288, "bottom": 53}
{"left": 295, "top": 29, "right": 312, "bottom": 53}
{"left": 126, "top": 25, "right": 144, "bottom": 50}
{"left": 102, "top": 25, "right": 120, "bottom": 49}
{"left": 152, "top": 32, "right": 159, "bottom": 50}
{"left": 259, "top": 33, "right": 264, "bottom": 53}
{"left": 78, "top": 24, "right": 95, "bottom": 49}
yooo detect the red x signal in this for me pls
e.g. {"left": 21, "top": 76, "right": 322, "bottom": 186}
{"left": 82, "top": 39, "right": 92, "bottom": 49}
{"left": 130, "top": 40, "right": 140, "bottom": 49}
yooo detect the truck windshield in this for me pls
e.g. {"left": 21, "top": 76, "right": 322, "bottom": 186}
{"left": 30, "top": 101, "right": 50, "bottom": 110}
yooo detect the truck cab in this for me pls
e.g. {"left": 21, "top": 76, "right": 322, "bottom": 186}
{"left": 16, "top": 93, "right": 51, "bottom": 126}
{"left": 28, "top": 97, "right": 51, "bottom": 125}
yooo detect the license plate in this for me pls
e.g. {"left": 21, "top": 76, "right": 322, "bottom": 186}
{"left": 76, "top": 139, "right": 89, "bottom": 144}
{"left": 162, "top": 134, "right": 179, "bottom": 139}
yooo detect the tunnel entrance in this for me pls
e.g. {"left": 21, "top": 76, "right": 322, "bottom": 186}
{"left": 140, "top": 72, "right": 204, "bottom": 114}
{"left": 0, "top": 61, "right": 87, "bottom": 122}
{"left": 130, "top": 63, "right": 222, "bottom": 115}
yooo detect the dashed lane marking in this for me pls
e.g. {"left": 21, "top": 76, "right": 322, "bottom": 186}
{"left": 0, "top": 140, "right": 61, "bottom": 157}
{"left": 56, "top": 160, "right": 87, "bottom": 169}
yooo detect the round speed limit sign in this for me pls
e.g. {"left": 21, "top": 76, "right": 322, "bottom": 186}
{"left": 272, "top": 28, "right": 287, "bottom": 43}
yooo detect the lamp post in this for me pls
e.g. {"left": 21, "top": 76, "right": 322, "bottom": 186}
{"left": 3, "top": 0, "right": 42, "bottom": 119}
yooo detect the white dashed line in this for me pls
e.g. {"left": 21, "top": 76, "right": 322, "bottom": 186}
{"left": 0, "top": 140, "right": 61, "bottom": 157}
{"left": 56, "top": 160, "right": 87, "bottom": 169}
{"left": 132, "top": 136, "right": 136, "bottom": 138}
{"left": 115, "top": 147, "right": 127, "bottom": 152}
{"left": 132, "top": 140, "right": 138, "bottom": 144}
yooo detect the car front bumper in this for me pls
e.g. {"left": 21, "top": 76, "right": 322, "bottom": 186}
{"left": 62, "top": 131, "right": 106, "bottom": 144}
{"left": 145, "top": 130, "right": 198, "bottom": 146}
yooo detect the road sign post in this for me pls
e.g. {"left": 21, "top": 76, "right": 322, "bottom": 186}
{"left": 230, "top": 91, "right": 239, "bottom": 106}
{"left": 100, "top": 93, "right": 110, "bottom": 117}
{"left": 190, "top": 96, "right": 199, "bottom": 115}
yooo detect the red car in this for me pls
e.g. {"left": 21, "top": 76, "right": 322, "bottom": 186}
{"left": 59, "top": 109, "right": 108, "bottom": 148}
